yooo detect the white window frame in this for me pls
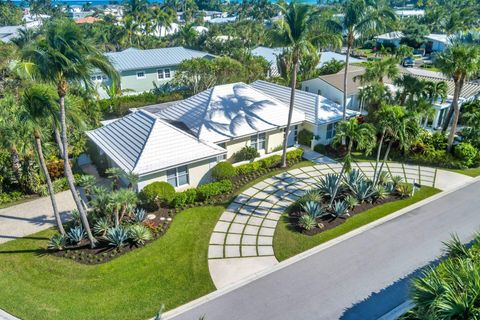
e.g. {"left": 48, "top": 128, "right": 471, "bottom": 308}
{"left": 136, "top": 70, "right": 146, "bottom": 79}
{"left": 164, "top": 68, "right": 171, "bottom": 79}
{"left": 157, "top": 69, "right": 164, "bottom": 80}
{"left": 166, "top": 165, "right": 189, "bottom": 187}
{"left": 250, "top": 132, "right": 266, "bottom": 151}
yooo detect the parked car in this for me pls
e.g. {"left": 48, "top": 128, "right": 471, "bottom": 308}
{"left": 402, "top": 57, "right": 415, "bottom": 67}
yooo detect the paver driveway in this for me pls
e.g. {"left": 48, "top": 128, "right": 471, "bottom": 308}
{"left": 208, "top": 161, "right": 471, "bottom": 289}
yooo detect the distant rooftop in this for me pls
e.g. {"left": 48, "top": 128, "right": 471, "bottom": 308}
{"left": 317, "top": 65, "right": 366, "bottom": 96}
{"left": 375, "top": 31, "right": 404, "bottom": 41}
{"left": 425, "top": 33, "right": 449, "bottom": 45}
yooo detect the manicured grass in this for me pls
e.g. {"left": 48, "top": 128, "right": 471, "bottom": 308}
{"left": 0, "top": 206, "right": 223, "bottom": 320}
{"left": 273, "top": 187, "right": 441, "bottom": 262}
{"left": 450, "top": 167, "right": 480, "bottom": 177}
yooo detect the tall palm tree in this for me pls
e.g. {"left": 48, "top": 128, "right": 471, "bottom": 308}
{"left": 151, "top": 6, "right": 175, "bottom": 37}
{"left": 355, "top": 57, "right": 399, "bottom": 85}
{"left": 340, "top": 0, "right": 396, "bottom": 119}
{"left": 20, "top": 19, "right": 119, "bottom": 247}
{"left": 330, "top": 118, "right": 375, "bottom": 205}
{"left": 19, "top": 84, "right": 66, "bottom": 235}
{"left": 435, "top": 42, "right": 480, "bottom": 151}
{"left": 271, "top": 2, "right": 342, "bottom": 167}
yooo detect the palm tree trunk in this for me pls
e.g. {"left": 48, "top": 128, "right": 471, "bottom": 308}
{"left": 34, "top": 129, "right": 65, "bottom": 236}
{"left": 10, "top": 145, "right": 21, "bottom": 183}
{"left": 375, "top": 140, "right": 393, "bottom": 186}
{"left": 372, "top": 130, "right": 385, "bottom": 186}
{"left": 281, "top": 58, "right": 299, "bottom": 168}
{"left": 447, "top": 79, "right": 464, "bottom": 152}
{"left": 53, "top": 125, "right": 64, "bottom": 159}
{"left": 342, "top": 34, "right": 353, "bottom": 120}
{"left": 58, "top": 89, "right": 97, "bottom": 247}
{"left": 441, "top": 106, "right": 454, "bottom": 132}
{"left": 114, "top": 209, "right": 119, "bottom": 227}
{"left": 329, "top": 140, "right": 353, "bottom": 207}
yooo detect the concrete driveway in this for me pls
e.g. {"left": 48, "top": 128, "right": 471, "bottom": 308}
{"left": 0, "top": 191, "right": 75, "bottom": 244}
{"left": 167, "top": 177, "right": 479, "bottom": 320}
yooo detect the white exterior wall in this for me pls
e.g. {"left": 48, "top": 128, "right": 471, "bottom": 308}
{"left": 301, "top": 78, "right": 360, "bottom": 110}
{"left": 136, "top": 157, "right": 218, "bottom": 191}
{"left": 224, "top": 129, "right": 289, "bottom": 159}
{"left": 266, "top": 129, "right": 284, "bottom": 152}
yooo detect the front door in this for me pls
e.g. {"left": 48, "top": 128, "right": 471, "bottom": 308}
{"left": 287, "top": 125, "right": 298, "bottom": 146}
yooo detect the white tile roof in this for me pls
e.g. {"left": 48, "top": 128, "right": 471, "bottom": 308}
{"left": 157, "top": 82, "right": 305, "bottom": 143}
{"left": 375, "top": 31, "right": 404, "bottom": 41}
{"left": 425, "top": 33, "right": 449, "bottom": 45}
{"left": 250, "top": 80, "right": 357, "bottom": 125}
{"left": 86, "top": 110, "right": 225, "bottom": 175}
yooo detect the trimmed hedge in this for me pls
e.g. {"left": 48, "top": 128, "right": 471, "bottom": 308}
{"left": 454, "top": 142, "right": 478, "bottom": 167}
{"left": 232, "top": 146, "right": 259, "bottom": 162}
{"left": 139, "top": 181, "right": 176, "bottom": 209}
{"left": 171, "top": 188, "right": 197, "bottom": 208}
{"left": 234, "top": 149, "right": 303, "bottom": 175}
{"left": 196, "top": 180, "right": 233, "bottom": 201}
{"left": 211, "top": 162, "right": 235, "bottom": 181}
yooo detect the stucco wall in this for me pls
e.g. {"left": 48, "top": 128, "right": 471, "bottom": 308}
{"left": 136, "top": 157, "right": 218, "bottom": 191}
{"left": 224, "top": 129, "right": 292, "bottom": 159}
{"left": 119, "top": 66, "right": 177, "bottom": 93}
{"left": 266, "top": 129, "right": 284, "bottom": 152}
{"left": 301, "top": 78, "right": 360, "bottom": 110}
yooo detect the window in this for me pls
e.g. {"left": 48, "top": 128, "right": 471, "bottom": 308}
{"left": 157, "top": 69, "right": 164, "bottom": 79}
{"left": 136, "top": 71, "right": 146, "bottom": 79}
{"left": 250, "top": 133, "right": 266, "bottom": 150}
{"left": 317, "top": 89, "right": 322, "bottom": 95}
{"left": 326, "top": 123, "right": 336, "bottom": 140}
{"left": 164, "top": 68, "right": 171, "bottom": 78}
{"left": 167, "top": 165, "right": 189, "bottom": 187}
{"left": 292, "top": 125, "right": 298, "bottom": 142}
{"left": 157, "top": 68, "right": 172, "bottom": 80}
{"left": 305, "top": 86, "right": 309, "bottom": 92}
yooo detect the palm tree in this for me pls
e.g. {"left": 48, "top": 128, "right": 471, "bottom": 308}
{"left": 435, "top": 42, "right": 480, "bottom": 151}
{"left": 340, "top": 0, "right": 397, "bottom": 119}
{"left": 151, "top": 6, "right": 175, "bottom": 37}
{"left": 330, "top": 118, "right": 376, "bottom": 205}
{"left": 106, "top": 167, "right": 123, "bottom": 190}
{"left": 19, "top": 84, "right": 66, "bottom": 236}
{"left": 358, "top": 82, "right": 392, "bottom": 113}
{"left": 355, "top": 57, "right": 399, "bottom": 85}
{"left": 20, "top": 19, "right": 119, "bottom": 247}
{"left": 271, "top": 2, "right": 342, "bottom": 167}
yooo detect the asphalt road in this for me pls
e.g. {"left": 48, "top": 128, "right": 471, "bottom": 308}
{"left": 170, "top": 180, "right": 480, "bottom": 320}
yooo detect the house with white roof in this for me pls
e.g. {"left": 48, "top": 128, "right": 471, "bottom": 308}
{"left": 87, "top": 80, "right": 355, "bottom": 190}
{"left": 93, "top": 46, "right": 215, "bottom": 94}
{"left": 425, "top": 34, "right": 449, "bottom": 52}
{"left": 375, "top": 32, "right": 404, "bottom": 47}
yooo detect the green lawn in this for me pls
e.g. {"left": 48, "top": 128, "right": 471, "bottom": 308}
{"left": 0, "top": 206, "right": 223, "bottom": 320}
{"left": 273, "top": 187, "right": 441, "bottom": 262}
{"left": 450, "top": 167, "right": 480, "bottom": 177}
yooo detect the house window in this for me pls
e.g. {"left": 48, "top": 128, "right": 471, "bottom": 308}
{"left": 164, "top": 68, "right": 171, "bottom": 78}
{"left": 317, "top": 89, "right": 322, "bottom": 95}
{"left": 326, "top": 123, "right": 336, "bottom": 140}
{"left": 136, "top": 71, "right": 146, "bottom": 79}
{"left": 167, "top": 165, "right": 189, "bottom": 187}
{"left": 250, "top": 132, "right": 266, "bottom": 150}
{"left": 305, "top": 86, "right": 309, "bottom": 92}
{"left": 157, "top": 69, "right": 164, "bottom": 79}
{"left": 292, "top": 125, "right": 298, "bottom": 142}
{"left": 157, "top": 68, "right": 172, "bottom": 80}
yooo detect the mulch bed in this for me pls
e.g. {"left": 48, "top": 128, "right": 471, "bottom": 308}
{"left": 51, "top": 208, "right": 171, "bottom": 265}
{"left": 288, "top": 195, "right": 403, "bottom": 236}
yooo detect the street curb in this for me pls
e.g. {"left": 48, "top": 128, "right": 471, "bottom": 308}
{"left": 162, "top": 175, "right": 480, "bottom": 319}
{"left": 0, "top": 309, "right": 20, "bottom": 320}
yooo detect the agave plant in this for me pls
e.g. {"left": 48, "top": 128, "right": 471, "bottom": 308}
{"left": 344, "top": 195, "right": 359, "bottom": 209}
{"left": 377, "top": 171, "right": 391, "bottom": 186}
{"left": 70, "top": 209, "right": 81, "bottom": 225}
{"left": 344, "top": 169, "right": 365, "bottom": 190}
{"left": 133, "top": 208, "right": 147, "bottom": 223}
{"left": 66, "top": 225, "right": 86, "bottom": 245}
{"left": 317, "top": 173, "right": 342, "bottom": 199}
{"left": 373, "top": 185, "right": 389, "bottom": 201}
{"left": 48, "top": 234, "right": 66, "bottom": 250}
{"left": 396, "top": 183, "right": 412, "bottom": 198}
{"left": 128, "top": 224, "right": 152, "bottom": 245}
{"left": 443, "top": 234, "right": 472, "bottom": 259}
{"left": 93, "top": 217, "right": 111, "bottom": 236}
{"left": 298, "top": 214, "right": 317, "bottom": 231}
{"left": 351, "top": 180, "right": 375, "bottom": 203}
{"left": 104, "top": 227, "right": 128, "bottom": 247}
{"left": 298, "top": 189, "right": 322, "bottom": 204}
{"left": 384, "top": 182, "right": 396, "bottom": 194}
{"left": 301, "top": 201, "right": 325, "bottom": 219}
{"left": 77, "top": 175, "right": 97, "bottom": 196}
{"left": 391, "top": 175, "right": 403, "bottom": 188}
{"left": 332, "top": 200, "right": 349, "bottom": 218}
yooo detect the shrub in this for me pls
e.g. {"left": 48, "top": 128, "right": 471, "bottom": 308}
{"left": 259, "top": 155, "right": 282, "bottom": 169}
{"left": 332, "top": 200, "right": 349, "bottom": 218}
{"left": 351, "top": 180, "right": 374, "bottom": 203}
{"left": 345, "top": 195, "right": 359, "bottom": 209}
{"left": 184, "top": 189, "right": 197, "bottom": 204}
{"left": 298, "top": 189, "right": 322, "bottom": 204}
{"left": 235, "top": 161, "right": 261, "bottom": 176}
{"left": 298, "top": 214, "right": 317, "bottom": 231}
{"left": 105, "top": 227, "right": 128, "bottom": 247}
{"left": 298, "top": 129, "right": 314, "bottom": 146}
{"left": 454, "top": 142, "right": 478, "bottom": 167}
{"left": 139, "top": 181, "right": 176, "bottom": 209}
{"left": 211, "top": 162, "right": 235, "bottom": 181}
{"left": 396, "top": 183, "right": 412, "bottom": 198}
{"left": 77, "top": 175, "right": 97, "bottom": 195}
{"left": 172, "top": 191, "right": 188, "bottom": 208}
{"left": 0, "top": 191, "right": 23, "bottom": 205}
{"left": 373, "top": 185, "right": 389, "bottom": 200}
{"left": 133, "top": 208, "right": 146, "bottom": 223}
{"left": 286, "top": 148, "right": 304, "bottom": 161}
{"left": 66, "top": 226, "right": 85, "bottom": 245}
{"left": 128, "top": 224, "right": 152, "bottom": 245}
{"left": 196, "top": 179, "right": 233, "bottom": 201}
{"left": 93, "top": 217, "right": 111, "bottom": 236}
{"left": 232, "top": 146, "right": 259, "bottom": 162}
{"left": 48, "top": 234, "right": 66, "bottom": 250}
{"left": 301, "top": 201, "right": 325, "bottom": 218}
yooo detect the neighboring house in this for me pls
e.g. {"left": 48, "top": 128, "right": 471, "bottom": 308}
{"left": 67, "top": 7, "right": 94, "bottom": 20}
{"left": 193, "top": 26, "right": 209, "bottom": 34}
{"left": 86, "top": 109, "right": 226, "bottom": 191}
{"left": 375, "top": 31, "right": 404, "bottom": 48}
{"left": 0, "top": 26, "right": 23, "bottom": 43}
{"left": 425, "top": 33, "right": 449, "bottom": 52}
{"left": 252, "top": 46, "right": 363, "bottom": 78}
{"left": 75, "top": 16, "right": 102, "bottom": 24}
{"left": 87, "top": 80, "right": 358, "bottom": 190}
{"left": 208, "top": 16, "right": 237, "bottom": 24}
{"left": 301, "top": 65, "right": 366, "bottom": 110}
{"left": 93, "top": 47, "right": 215, "bottom": 94}
{"left": 395, "top": 9, "right": 425, "bottom": 18}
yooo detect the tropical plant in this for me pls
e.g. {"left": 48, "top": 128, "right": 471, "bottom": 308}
{"left": 345, "top": 195, "right": 359, "bottom": 209}
{"left": 330, "top": 118, "right": 376, "bottom": 205}
{"left": 443, "top": 234, "right": 472, "bottom": 259}
{"left": 355, "top": 57, "right": 399, "bottom": 85}
{"left": 317, "top": 173, "right": 342, "bottom": 198}
{"left": 373, "top": 185, "right": 389, "bottom": 200}
{"left": 77, "top": 175, "right": 97, "bottom": 196}
{"left": 435, "top": 38, "right": 480, "bottom": 151}
{"left": 48, "top": 234, "right": 66, "bottom": 250}
{"left": 298, "top": 189, "right": 322, "bottom": 204}
{"left": 377, "top": 171, "right": 391, "bottom": 186}
{"left": 298, "top": 214, "right": 317, "bottom": 231}
{"left": 66, "top": 225, "right": 86, "bottom": 245}
{"left": 339, "top": 0, "right": 397, "bottom": 118}
{"left": 133, "top": 208, "right": 147, "bottom": 223}
{"left": 396, "top": 183, "right": 412, "bottom": 198}
{"left": 270, "top": 2, "right": 342, "bottom": 167}
{"left": 391, "top": 175, "right": 403, "bottom": 187}
{"left": 70, "top": 209, "right": 81, "bottom": 225}
{"left": 93, "top": 217, "right": 111, "bottom": 236}
{"left": 128, "top": 224, "right": 152, "bottom": 245}
{"left": 301, "top": 201, "right": 325, "bottom": 219}
{"left": 20, "top": 18, "right": 119, "bottom": 247}
{"left": 332, "top": 200, "right": 349, "bottom": 218}
{"left": 350, "top": 180, "right": 374, "bottom": 203}
{"left": 344, "top": 169, "right": 365, "bottom": 190}
{"left": 106, "top": 167, "right": 124, "bottom": 190}
{"left": 104, "top": 227, "right": 128, "bottom": 247}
